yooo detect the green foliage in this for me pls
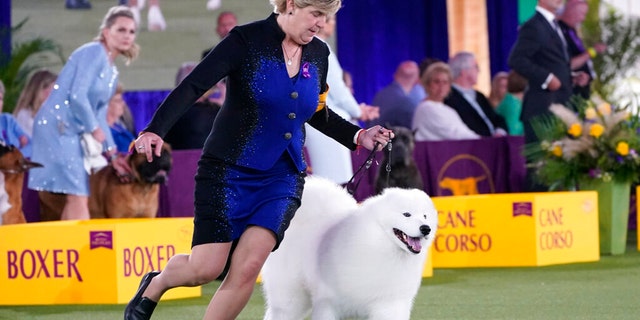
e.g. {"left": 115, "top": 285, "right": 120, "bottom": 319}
{"left": 0, "top": 18, "right": 64, "bottom": 113}
{"left": 582, "top": 3, "right": 640, "bottom": 109}
{"left": 525, "top": 96, "right": 640, "bottom": 190}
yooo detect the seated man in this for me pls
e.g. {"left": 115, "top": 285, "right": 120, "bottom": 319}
{"left": 369, "top": 60, "right": 425, "bottom": 129}
{"left": 444, "top": 52, "right": 508, "bottom": 137}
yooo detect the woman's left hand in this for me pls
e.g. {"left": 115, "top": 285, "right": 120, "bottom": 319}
{"left": 133, "top": 132, "right": 164, "bottom": 163}
{"left": 358, "top": 125, "right": 394, "bottom": 151}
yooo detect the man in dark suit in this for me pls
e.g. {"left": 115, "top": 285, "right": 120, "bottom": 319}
{"left": 508, "top": 0, "right": 589, "bottom": 191}
{"left": 444, "top": 51, "right": 508, "bottom": 137}
{"left": 508, "top": 0, "right": 589, "bottom": 144}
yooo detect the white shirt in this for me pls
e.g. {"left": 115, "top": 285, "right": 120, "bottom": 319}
{"left": 412, "top": 99, "right": 480, "bottom": 141}
{"left": 323, "top": 39, "right": 361, "bottom": 120}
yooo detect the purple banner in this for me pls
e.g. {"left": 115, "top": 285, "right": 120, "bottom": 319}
{"left": 513, "top": 202, "right": 533, "bottom": 217}
{"left": 413, "top": 136, "right": 525, "bottom": 197}
{"left": 90, "top": 231, "right": 113, "bottom": 250}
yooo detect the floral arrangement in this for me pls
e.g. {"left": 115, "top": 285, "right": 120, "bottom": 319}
{"left": 524, "top": 97, "right": 640, "bottom": 190}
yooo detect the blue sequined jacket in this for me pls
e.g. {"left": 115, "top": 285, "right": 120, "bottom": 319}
{"left": 145, "top": 13, "right": 360, "bottom": 171}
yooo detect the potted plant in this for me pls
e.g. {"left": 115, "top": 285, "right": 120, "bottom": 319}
{"left": 525, "top": 97, "right": 640, "bottom": 255}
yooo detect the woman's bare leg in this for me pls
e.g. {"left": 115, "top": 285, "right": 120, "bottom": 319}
{"left": 142, "top": 242, "right": 232, "bottom": 301}
{"left": 203, "top": 226, "right": 276, "bottom": 320}
{"left": 61, "top": 194, "right": 89, "bottom": 220}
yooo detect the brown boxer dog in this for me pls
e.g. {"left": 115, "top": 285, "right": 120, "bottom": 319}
{"left": 0, "top": 143, "right": 42, "bottom": 225}
{"left": 89, "top": 143, "right": 173, "bottom": 219}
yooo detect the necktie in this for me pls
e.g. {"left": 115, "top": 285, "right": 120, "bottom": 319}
{"left": 553, "top": 20, "right": 569, "bottom": 61}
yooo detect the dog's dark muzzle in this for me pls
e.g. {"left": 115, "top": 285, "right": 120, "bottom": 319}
{"left": 136, "top": 148, "right": 172, "bottom": 184}
{"left": 144, "top": 170, "right": 169, "bottom": 184}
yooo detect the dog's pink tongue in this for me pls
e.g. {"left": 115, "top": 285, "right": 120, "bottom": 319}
{"left": 408, "top": 237, "right": 422, "bottom": 252}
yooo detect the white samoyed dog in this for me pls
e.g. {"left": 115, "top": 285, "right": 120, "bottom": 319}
{"left": 261, "top": 176, "right": 438, "bottom": 320}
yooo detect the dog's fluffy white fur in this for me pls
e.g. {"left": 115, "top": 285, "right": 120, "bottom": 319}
{"left": 261, "top": 176, "right": 438, "bottom": 320}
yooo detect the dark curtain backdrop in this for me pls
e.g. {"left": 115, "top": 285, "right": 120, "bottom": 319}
{"left": 336, "top": 0, "right": 519, "bottom": 104}
{"left": 336, "top": 0, "right": 449, "bottom": 104}
{"left": 486, "top": 0, "right": 519, "bottom": 77}
{"left": 0, "top": 0, "right": 10, "bottom": 66}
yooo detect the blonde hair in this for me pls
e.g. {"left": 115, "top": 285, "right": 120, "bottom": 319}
{"left": 13, "top": 70, "right": 57, "bottom": 117}
{"left": 94, "top": 6, "right": 140, "bottom": 64}
{"left": 421, "top": 62, "right": 452, "bottom": 89}
{"left": 270, "top": 0, "right": 342, "bottom": 16}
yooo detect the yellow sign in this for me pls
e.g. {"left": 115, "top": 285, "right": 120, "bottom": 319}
{"left": 0, "top": 218, "right": 200, "bottom": 305}
{"left": 431, "top": 191, "right": 600, "bottom": 267}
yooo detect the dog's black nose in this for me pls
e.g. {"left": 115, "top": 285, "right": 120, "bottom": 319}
{"left": 420, "top": 225, "right": 431, "bottom": 236}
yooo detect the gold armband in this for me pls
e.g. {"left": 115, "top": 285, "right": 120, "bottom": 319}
{"left": 316, "top": 85, "right": 330, "bottom": 112}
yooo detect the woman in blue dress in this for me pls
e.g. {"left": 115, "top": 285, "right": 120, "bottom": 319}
{"left": 28, "top": 6, "right": 138, "bottom": 220}
{"left": 124, "top": 1, "right": 393, "bottom": 319}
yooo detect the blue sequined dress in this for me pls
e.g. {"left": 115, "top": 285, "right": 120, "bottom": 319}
{"left": 28, "top": 42, "right": 117, "bottom": 196}
{"left": 143, "top": 14, "right": 361, "bottom": 249}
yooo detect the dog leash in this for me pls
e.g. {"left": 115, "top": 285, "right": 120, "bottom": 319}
{"left": 346, "top": 132, "right": 392, "bottom": 195}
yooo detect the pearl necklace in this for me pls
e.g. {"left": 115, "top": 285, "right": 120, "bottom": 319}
{"left": 282, "top": 43, "right": 301, "bottom": 66}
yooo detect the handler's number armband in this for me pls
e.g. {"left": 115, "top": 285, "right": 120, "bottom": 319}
{"left": 316, "top": 85, "right": 330, "bottom": 112}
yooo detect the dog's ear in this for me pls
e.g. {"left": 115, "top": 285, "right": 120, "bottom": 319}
{"left": 21, "top": 159, "right": 43, "bottom": 171}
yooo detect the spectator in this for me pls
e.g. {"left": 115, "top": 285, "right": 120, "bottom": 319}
{"left": 558, "top": 0, "right": 606, "bottom": 99}
{"left": 29, "top": 6, "right": 137, "bottom": 220}
{"left": 107, "top": 83, "right": 136, "bottom": 153}
{"left": 370, "top": 60, "right": 425, "bottom": 129}
{"left": 444, "top": 51, "right": 508, "bottom": 137}
{"left": 13, "top": 69, "right": 57, "bottom": 137}
{"left": 0, "top": 80, "right": 31, "bottom": 156}
{"left": 495, "top": 70, "right": 527, "bottom": 136}
{"left": 343, "top": 70, "right": 354, "bottom": 94}
{"left": 488, "top": 71, "right": 509, "bottom": 109}
{"left": 129, "top": 0, "right": 166, "bottom": 31}
{"left": 202, "top": 11, "right": 238, "bottom": 59}
{"left": 304, "top": 13, "right": 379, "bottom": 185}
{"left": 413, "top": 62, "right": 480, "bottom": 141}
{"left": 164, "top": 62, "right": 221, "bottom": 150}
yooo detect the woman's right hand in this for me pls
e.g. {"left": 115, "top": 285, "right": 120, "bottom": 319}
{"left": 133, "top": 132, "right": 164, "bottom": 162}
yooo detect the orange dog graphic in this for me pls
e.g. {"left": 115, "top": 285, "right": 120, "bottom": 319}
{"left": 439, "top": 175, "right": 486, "bottom": 195}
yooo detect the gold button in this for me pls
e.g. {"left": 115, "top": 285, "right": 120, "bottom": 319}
{"left": 284, "top": 132, "right": 292, "bottom": 140}
{"left": 290, "top": 91, "right": 298, "bottom": 99}
{"left": 288, "top": 113, "right": 296, "bottom": 119}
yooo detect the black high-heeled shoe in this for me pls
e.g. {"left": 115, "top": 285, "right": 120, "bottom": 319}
{"left": 124, "top": 271, "right": 160, "bottom": 320}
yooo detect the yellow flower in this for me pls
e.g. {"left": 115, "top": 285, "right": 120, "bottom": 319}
{"left": 584, "top": 107, "right": 597, "bottom": 120}
{"left": 597, "top": 103, "right": 611, "bottom": 115}
{"left": 589, "top": 123, "right": 605, "bottom": 138}
{"left": 552, "top": 145, "right": 563, "bottom": 157}
{"left": 567, "top": 123, "right": 582, "bottom": 137}
{"left": 616, "top": 141, "right": 629, "bottom": 156}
